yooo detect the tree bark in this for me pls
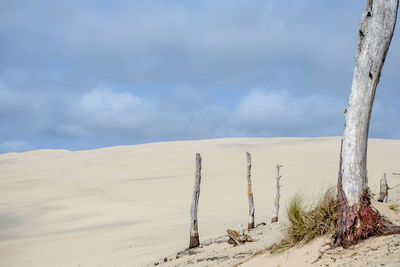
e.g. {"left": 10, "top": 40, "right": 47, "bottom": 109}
{"left": 378, "top": 173, "right": 389, "bottom": 203}
{"left": 334, "top": 0, "right": 400, "bottom": 248}
{"left": 189, "top": 153, "right": 202, "bottom": 248}
{"left": 271, "top": 165, "right": 282, "bottom": 223}
{"left": 246, "top": 152, "right": 255, "bottom": 230}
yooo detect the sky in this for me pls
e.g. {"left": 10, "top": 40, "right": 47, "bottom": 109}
{"left": 0, "top": 0, "right": 399, "bottom": 153}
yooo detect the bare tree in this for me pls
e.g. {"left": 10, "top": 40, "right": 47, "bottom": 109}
{"left": 334, "top": 0, "right": 400, "bottom": 248}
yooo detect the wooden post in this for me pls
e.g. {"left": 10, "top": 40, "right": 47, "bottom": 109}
{"left": 238, "top": 223, "right": 244, "bottom": 236}
{"left": 378, "top": 173, "right": 389, "bottom": 203}
{"left": 246, "top": 152, "right": 255, "bottom": 230}
{"left": 271, "top": 165, "right": 282, "bottom": 223}
{"left": 189, "top": 153, "right": 201, "bottom": 248}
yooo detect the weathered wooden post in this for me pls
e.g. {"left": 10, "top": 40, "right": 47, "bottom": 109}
{"left": 246, "top": 152, "right": 255, "bottom": 230}
{"left": 378, "top": 173, "right": 389, "bottom": 203}
{"left": 238, "top": 223, "right": 244, "bottom": 236}
{"left": 189, "top": 153, "right": 202, "bottom": 248}
{"left": 271, "top": 165, "right": 282, "bottom": 223}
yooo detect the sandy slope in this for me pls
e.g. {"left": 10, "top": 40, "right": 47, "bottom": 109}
{"left": 241, "top": 193, "right": 400, "bottom": 267}
{"left": 153, "top": 186, "right": 400, "bottom": 267}
{"left": 0, "top": 137, "right": 399, "bottom": 266}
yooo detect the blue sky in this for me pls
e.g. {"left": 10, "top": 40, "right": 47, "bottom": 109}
{"left": 0, "top": 0, "right": 399, "bottom": 153}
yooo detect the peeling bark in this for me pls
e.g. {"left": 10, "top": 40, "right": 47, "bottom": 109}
{"left": 334, "top": 0, "right": 400, "bottom": 248}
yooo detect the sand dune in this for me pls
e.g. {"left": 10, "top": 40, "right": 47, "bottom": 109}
{"left": 1, "top": 137, "right": 400, "bottom": 266}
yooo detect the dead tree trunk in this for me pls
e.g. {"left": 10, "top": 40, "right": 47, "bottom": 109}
{"left": 189, "top": 153, "right": 202, "bottom": 248}
{"left": 271, "top": 165, "right": 282, "bottom": 223}
{"left": 246, "top": 152, "right": 255, "bottom": 230}
{"left": 378, "top": 173, "right": 389, "bottom": 202}
{"left": 334, "top": 0, "right": 400, "bottom": 248}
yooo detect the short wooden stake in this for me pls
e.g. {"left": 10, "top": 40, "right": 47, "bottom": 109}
{"left": 378, "top": 173, "right": 389, "bottom": 203}
{"left": 271, "top": 165, "right": 282, "bottom": 223}
{"left": 189, "top": 153, "right": 202, "bottom": 248}
{"left": 238, "top": 224, "right": 244, "bottom": 236}
{"left": 246, "top": 152, "right": 255, "bottom": 230}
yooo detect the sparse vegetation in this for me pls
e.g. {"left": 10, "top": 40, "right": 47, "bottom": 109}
{"left": 389, "top": 204, "right": 399, "bottom": 212}
{"left": 269, "top": 188, "right": 337, "bottom": 254}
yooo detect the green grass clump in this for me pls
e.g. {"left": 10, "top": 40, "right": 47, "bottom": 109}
{"left": 270, "top": 188, "right": 337, "bottom": 254}
{"left": 390, "top": 204, "right": 399, "bottom": 211}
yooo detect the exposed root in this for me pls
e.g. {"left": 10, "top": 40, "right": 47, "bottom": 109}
{"left": 334, "top": 193, "right": 400, "bottom": 248}
{"left": 334, "top": 142, "right": 400, "bottom": 248}
{"left": 311, "top": 242, "right": 334, "bottom": 264}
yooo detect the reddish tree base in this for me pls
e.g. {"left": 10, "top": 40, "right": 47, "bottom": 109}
{"left": 189, "top": 234, "right": 200, "bottom": 249}
{"left": 334, "top": 191, "right": 400, "bottom": 248}
{"left": 334, "top": 143, "right": 400, "bottom": 248}
{"left": 248, "top": 222, "right": 254, "bottom": 230}
{"left": 271, "top": 217, "right": 278, "bottom": 223}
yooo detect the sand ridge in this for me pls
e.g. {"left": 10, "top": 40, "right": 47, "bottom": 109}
{"left": 0, "top": 137, "right": 400, "bottom": 266}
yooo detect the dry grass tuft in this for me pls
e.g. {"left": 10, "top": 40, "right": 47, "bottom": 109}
{"left": 269, "top": 188, "right": 337, "bottom": 254}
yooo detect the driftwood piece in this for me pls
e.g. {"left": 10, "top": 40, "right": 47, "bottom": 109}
{"left": 271, "top": 165, "right": 282, "bottom": 223}
{"left": 227, "top": 229, "right": 243, "bottom": 246}
{"left": 246, "top": 152, "right": 255, "bottom": 230}
{"left": 378, "top": 173, "right": 389, "bottom": 203}
{"left": 389, "top": 184, "right": 400, "bottom": 190}
{"left": 393, "top": 172, "right": 400, "bottom": 175}
{"left": 189, "top": 153, "right": 202, "bottom": 248}
{"left": 226, "top": 228, "right": 252, "bottom": 246}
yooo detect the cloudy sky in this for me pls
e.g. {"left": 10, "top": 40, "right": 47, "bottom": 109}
{"left": 0, "top": 0, "right": 399, "bottom": 153}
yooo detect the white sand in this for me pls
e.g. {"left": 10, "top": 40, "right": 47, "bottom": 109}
{"left": 1, "top": 137, "right": 399, "bottom": 266}
{"left": 242, "top": 196, "right": 400, "bottom": 267}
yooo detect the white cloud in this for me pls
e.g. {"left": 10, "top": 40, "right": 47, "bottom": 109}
{"left": 0, "top": 83, "right": 396, "bottom": 151}
{"left": 55, "top": 87, "right": 228, "bottom": 142}
{"left": 0, "top": 1, "right": 399, "bottom": 151}
{"left": 56, "top": 88, "right": 157, "bottom": 138}
{"left": 230, "top": 90, "right": 344, "bottom": 136}
{"left": 78, "top": 88, "right": 143, "bottom": 114}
